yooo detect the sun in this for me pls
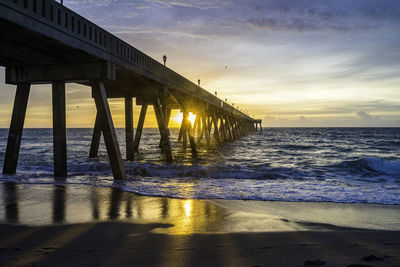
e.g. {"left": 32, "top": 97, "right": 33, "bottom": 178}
{"left": 171, "top": 112, "right": 196, "bottom": 127}
{"left": 188, "top": 113, "right": 196, "bottom": 126}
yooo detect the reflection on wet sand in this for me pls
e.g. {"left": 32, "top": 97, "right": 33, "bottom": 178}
{"left": 3, "top": 182, "right": 19, "bottom": 224}
{"left": 52, "top": 185, "right": 66, "bottom": 224}
{"left": 108, "top": 187, "right": 123, "bottom": 220}
{"left": 0, "top": 183, "right": 227, "bottom": 234}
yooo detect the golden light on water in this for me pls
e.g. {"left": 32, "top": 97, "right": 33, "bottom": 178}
{"left": 183, "top": 200, "right": 192, "bottom": 218}
{"left": 171, "top": 112, "right": 196, "bottom": 127}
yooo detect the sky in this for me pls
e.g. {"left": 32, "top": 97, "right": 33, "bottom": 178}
{"left": 0, "top": 0, "right": 399, "bottom": 127}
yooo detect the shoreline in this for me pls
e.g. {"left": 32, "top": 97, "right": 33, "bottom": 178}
{"left": 1, "top": 182, "right": 400, "bottom": 266}
{"left": 1, "top": 182, "right": 400, "bottom": 231}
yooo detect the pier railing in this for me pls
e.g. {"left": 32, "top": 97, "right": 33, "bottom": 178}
{"left": 1, "top": 0, "right": 251, "bottom": 120}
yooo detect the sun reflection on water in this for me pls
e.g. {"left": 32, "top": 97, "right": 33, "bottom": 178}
{"left": 184, "top": 200, "right": 192, "bottom": 218}
{"left": 0, "top": 184, "right": 227, "bottom": 235}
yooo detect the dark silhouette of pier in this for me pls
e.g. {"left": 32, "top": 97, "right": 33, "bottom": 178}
{"left": 0, "top": 0, "right": 262, "bottom": 180}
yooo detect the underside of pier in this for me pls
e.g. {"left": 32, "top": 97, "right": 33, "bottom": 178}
{"left": 0, "top": 0, "right": 262, "bottom": 180}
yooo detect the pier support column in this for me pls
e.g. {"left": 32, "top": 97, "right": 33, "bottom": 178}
{"left": 178, "top": 123, "right": 184, "bottom": 142}
{"left": 182, "top": 112, "right": 188, "bottom": 149}
{"left": 92, "top": 82, "right": 126, "bottom": 180}
{"left": 237, "top": 119, "right": 243, "bottom": 137}
{"left": 193, "top": 115, "right": 200, "bottom": 143}
{"left": 153, "top": 98, "right": 173, "bottom": 163}
{"left": 180, "top": 110, "right": 197, "bottom": 157}
{"left": 222, "top": 115, "right": 231, "bottom": 141}
{"left": 202, "top": 115, "right": 211, "bottom": 146}
{"left": 89, "top": 113, "right": 101, "bottom": 158}
{"left": 197, "top": 113, "right": 206, "bottom": 145}
{"left": 207, "top": 116, "right": 213, "bottom": 142}
{"left": 232, "top": 118, "right": 238, "bottom": 138}
{"left": 133, "top": 104, "right": 147, "bottom": 152}
{"left": 233, "top": 117, "right": 239, "bottom": 139}
{"left": 159, "top": 107, "right": 171, "bottom": 149}
{"left": 226, "top": 116, "right": 234, "bottom": 140}
{"left": 219, "top": 115, "right": 227, "bottom": 142}
{"left": 3, "top": 83, "right": 30, "bottom": 174}
{"left": 52, "top": 81, "right": 67, "bottom": 177}
{"left": 187, "top": 114, "right": 197, "bottom": 157}
{"left": 125, "top": 98, "right": 134, "bottom": 161}
{"left": 212, "top": 113, "right": 221, "bottom": 144}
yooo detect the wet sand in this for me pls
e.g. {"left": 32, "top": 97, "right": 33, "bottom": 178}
{"left": 1, "top": 182, "right": 400, "bottom": 266}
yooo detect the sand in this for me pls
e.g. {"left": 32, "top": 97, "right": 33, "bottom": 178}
{"left": 1, "top": 182, "right": 400, "bottom": 266}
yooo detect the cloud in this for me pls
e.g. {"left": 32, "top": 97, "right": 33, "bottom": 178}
{"left": 1, "top": 2, "right": 399, "bottom": 127}
{"left": 299, "top": 116, "right": 311, "bottom": 121}
{"left": 355, "top": 111, "right": 382, "bottom": 122}
{"left": 245, "top": 0, "right": 400, "bottom": 33}
{"left": 67, "top": 0, "right": 400, "bottom": 38}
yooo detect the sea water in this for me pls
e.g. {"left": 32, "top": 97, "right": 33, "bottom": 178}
{"left": 0, "top": 128, "right": 399, "bottom": 204}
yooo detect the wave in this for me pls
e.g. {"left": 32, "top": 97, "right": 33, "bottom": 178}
{"left": 334, "top": 157, "right": 400, "bottom": 177}
{"left": 8, "top": 156, "right": 400, "bottom": 183}
{"left": 122, "top": 162, "right": 304, "bottom": 181}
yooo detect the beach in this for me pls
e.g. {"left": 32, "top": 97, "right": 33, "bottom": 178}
{"left": 0, "top": 0, "right": 399, "bottom": 265}
{"left": 1, "top": 183, "right": 400, "bottom": 266}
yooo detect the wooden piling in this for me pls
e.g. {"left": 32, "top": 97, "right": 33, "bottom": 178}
{"left": 133, "top": 104, "right": 147, "bottom": 152}
{"left": 3, "top": 83, "right": 30, "bottom": 174}
{"left": 187, "top": 114, "right": 197, "bottom": 157}
{"left": 202, "top": 115, "right": 211, "bottom": 146}
{"left": 182, "top": 112, "right": 188, "bottom": 149}
{"left": 212, "top": 113, "right": 221, "bottom": 143}
{"left": 197, "top": 113, "right": 205, "bottom": 144}
{"left": 225, "top": 116, "right": 234, "bottom": 140}
{"left": 233, "top": 117, "right": 240, "bottom": 138}
{"left": 92, "top": 82, "right": 126, "bottom": 180}
{"left": 125, "top": 97, "right": 134, "bottom": 161}
{"left": 153, "top": 98, "right": 173, "bottom": 163}
{"left": 178, "top": 120, "right": 184, "bottom": 142}
{"left": 89, "top": 113, "right": 101, "bottom": 158}
{"left": 159, "top": 104, "right": 171, "bottom": 149}
{"left": 52, "top": 81, "right": 67, "bottom": 177}
{"left": 219, "top": 115, "right": 227, "bottom": 142}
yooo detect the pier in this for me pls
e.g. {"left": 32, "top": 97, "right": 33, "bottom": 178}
{"left": 0, "top": 0, "right": 262, "bottom": 180}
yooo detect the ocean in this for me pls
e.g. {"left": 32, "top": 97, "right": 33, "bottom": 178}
{"left": 0, "top": 128, "right": 399, "bottom": 204}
